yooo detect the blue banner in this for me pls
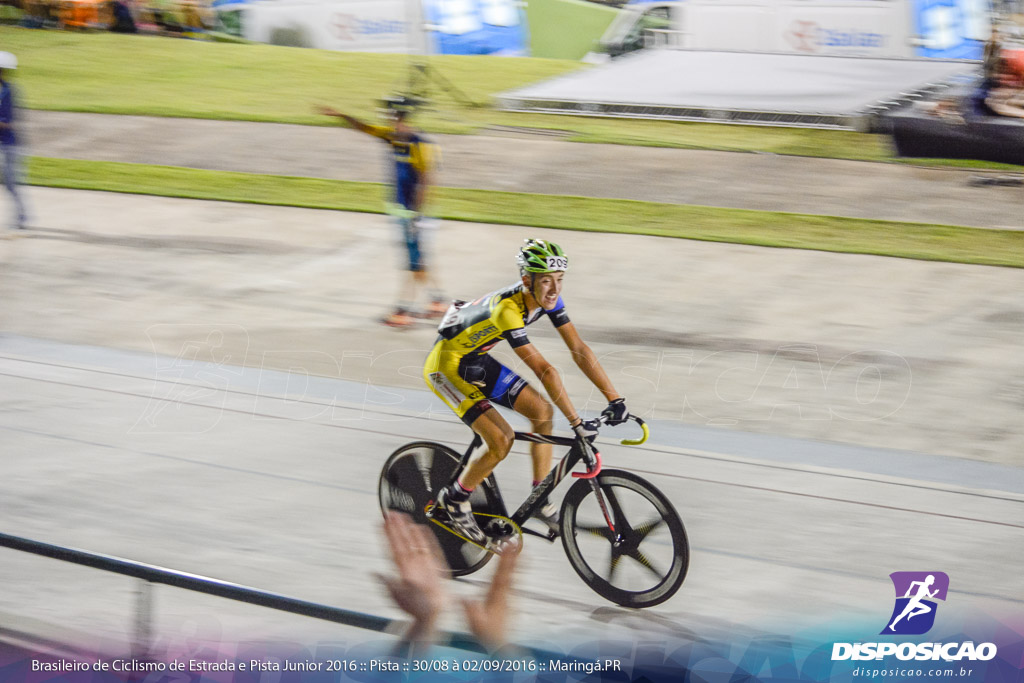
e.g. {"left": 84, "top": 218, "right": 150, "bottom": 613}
{"left": 912, "top": 0, "right": 989, "bottom": 58}
{"left": 422, "top": 0, "right": 529, "bottom": 56}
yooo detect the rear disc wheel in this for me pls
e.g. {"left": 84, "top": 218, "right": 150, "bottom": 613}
{"left": 378, "top": 441, "right": 495, "bottom": 576}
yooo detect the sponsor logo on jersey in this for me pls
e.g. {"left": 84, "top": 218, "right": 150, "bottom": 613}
{"left": 465, "top": 324, "right": 498, "bottom": 346}
{"left": 429, "top": 372, "right": 464, "bottom": 407}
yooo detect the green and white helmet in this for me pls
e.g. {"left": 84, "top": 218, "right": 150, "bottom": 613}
{"left": 517, "top": 239, "right": 568, "bottom": 275}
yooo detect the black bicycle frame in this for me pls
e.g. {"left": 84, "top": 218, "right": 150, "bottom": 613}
{"left": 457, "top": 431, "right": 592, "bottom": 539}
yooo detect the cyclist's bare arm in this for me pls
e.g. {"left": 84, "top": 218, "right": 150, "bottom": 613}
{"left": 316, "top": 106, "right": 379, "bottom": 136}
{"left": 556, "top": 322, "right": 622, "bottom": 403}
{"left": 513, "top": 342, "right": 581, "bottom": 425}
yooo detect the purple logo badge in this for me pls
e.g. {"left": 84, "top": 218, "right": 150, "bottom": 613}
{"left": 881, "top": 572, "right": 949, "bottom": 635}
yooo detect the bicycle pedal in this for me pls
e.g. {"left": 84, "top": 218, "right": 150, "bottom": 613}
{"left": 425, "top": 503, "right": 458, "bottom": 527}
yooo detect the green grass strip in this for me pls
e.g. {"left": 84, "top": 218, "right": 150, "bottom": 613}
{"left": 5, "top": 28, "right": 1022, "bottom": 169}
{"left": 0, "top": 29, "right": 579, "bottom": 134}
{"left": 28, "top": 156, "right": 1024, "bottom": 268}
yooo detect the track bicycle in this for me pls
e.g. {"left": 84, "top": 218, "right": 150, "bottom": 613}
{"left": 378, "top": 415, "right": 689, "bottom": 608}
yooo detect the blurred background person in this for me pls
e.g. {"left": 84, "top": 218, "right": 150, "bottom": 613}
{"left": 0, "top": 51, "right": 28, "bottom": 233}
{"left": 983, "top": 55, "right": 1024, "bottom": 118}
{"left": 982, "top": 25, "right": 1003, "bottom": 83}
{"left": 17, "top": 0, "right": 54, "bottom": 28}
{"left": 317, "top": 96, "right": 447, "bottom": 328}
{"left": 108, "top": 0, "right": 137, "bottom": 33}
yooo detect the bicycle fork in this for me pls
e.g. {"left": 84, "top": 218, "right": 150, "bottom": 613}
{"left": 589, "top": 479, "right": 616, "bottom": 534}
{"left": 574, "top": 443, "right": 616, "bottom": 534}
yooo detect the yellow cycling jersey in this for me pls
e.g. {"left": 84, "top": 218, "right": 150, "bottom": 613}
{"left": 435, "top": 282, "right": 571, "bottom": 358}
{"left": 364, "top": 124, "right": 435, "bottom": 176}
{"left": 424, "top": 282, "right": 571, "bottom": 424}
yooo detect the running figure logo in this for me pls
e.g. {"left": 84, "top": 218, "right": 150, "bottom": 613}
{"left": 882, "top": 572, "right": 949, "bottom": 635}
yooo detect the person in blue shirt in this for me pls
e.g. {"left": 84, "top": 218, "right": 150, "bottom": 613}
{"left": 318, "top": 96, "right": 447, "bottom": 328}
{"left": 0, "top": 51, "right": 28, "bottom": 232}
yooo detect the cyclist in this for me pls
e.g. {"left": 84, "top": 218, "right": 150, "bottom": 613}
{"left": 423, "top": 239, "right": 630, "bottom": 544}
{"left": 317, "top": 95, "right": 446, "bottom": 327}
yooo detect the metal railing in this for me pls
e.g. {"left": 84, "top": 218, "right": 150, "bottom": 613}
{"left": 0, "top": 531, "right": 491, "bottom": 656}
{"left": 497, "top": 96, "right": 858, "bottom": 129}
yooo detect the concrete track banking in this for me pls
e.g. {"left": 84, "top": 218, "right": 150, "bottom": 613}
{"left": 1, "top": 343, "right": 1021, "bottom": 656}
{"left": 1, "top": 188, "right": 1023, "bottom": 659}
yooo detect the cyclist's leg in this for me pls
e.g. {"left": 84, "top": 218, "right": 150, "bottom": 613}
{"left": 438, "top": 411, "right": 512, "bottom": 543}
{"left": 511, "top": 384, "right": 560, "bottom": 526}
{"left": 460, "top": 408, "right": 514, "bottom": 489}
{"left": 383, "top": 185, "right": 421, "bottom": 324}
{"left": 466, "top": 355, "right": 558, "bottom": 525}
{"left": 511, "top": 385, "right": 553, "bottom": 482}
{"left": 424, "top": 345, "right": 514, "bottom": 542}
{"left": 401, "top": 217, "right": 422, "bottom": 311}
{"left": 456, "top": 356, "right": 532, "bottom": 483}
{"left": 382, "top": 235, "right": 417, "bottom": 326}
{"left": 399, "top": 181, "right": 438, "bottom": 309}
{"left": 413, "top": 214, "right": 445, "bottom": 315}
{"left": 461, "top": 354, "right": 550, "bottom": 481}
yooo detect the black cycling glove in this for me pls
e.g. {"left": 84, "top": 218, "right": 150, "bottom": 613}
{"left": 601, "top": 398, "right": 629, "bottom": 426}
{"left": 571, "top": 419, "right": 600, "bottom": 442}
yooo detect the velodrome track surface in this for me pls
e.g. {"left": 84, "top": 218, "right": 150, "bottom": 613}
{"left": 1, "top": 188, "right": 1023, "bottom": 657}
{"left": 2, "top": 335, "right": 1023, "bottom": 655}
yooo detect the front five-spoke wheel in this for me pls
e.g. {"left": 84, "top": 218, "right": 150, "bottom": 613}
{"left": 560, "top": 469, "right": 689, "bottom": 608}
